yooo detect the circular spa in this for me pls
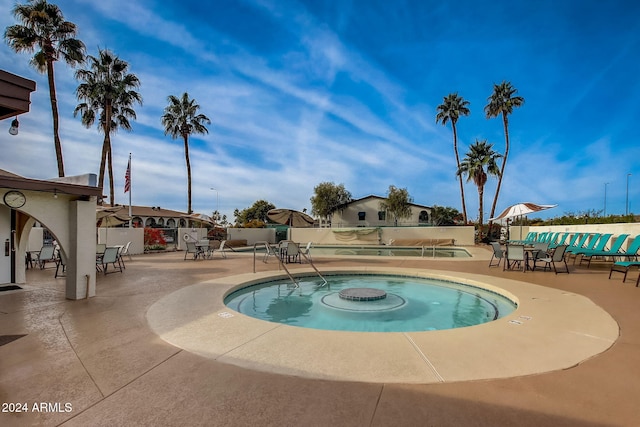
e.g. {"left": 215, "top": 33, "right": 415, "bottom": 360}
{"left": 147, "top": 268, "right": 619, "bottom": 384}
{"left": 224, "top": 274, "right": 517, "bottom": 332}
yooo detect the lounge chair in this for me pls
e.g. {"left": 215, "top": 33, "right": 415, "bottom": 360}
{"left": 577, "top": 234, "right": 629, "bottom": 267}
{"left": 534, "top": 245, "right": 569, "bottom": 274}
{"left": 508, "top": 232, "right": 537, "bottom": 245}
{"left": 609, "top": 261, "right": 640, "bottom": 282}
{"left": 566, "top": 233, "right": 601, "bottom": 259}
{"left": 549, "top": 232, "right": 570, "bottom": 249}
{"left": 504, "top": 245, "right": 526, "bottom": 272}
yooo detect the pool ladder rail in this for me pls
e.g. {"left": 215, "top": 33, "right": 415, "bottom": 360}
{"left": 253, "top": 241, "right": 328, "bottom": 288}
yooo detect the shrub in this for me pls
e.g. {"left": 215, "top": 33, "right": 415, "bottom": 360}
{"left": 144, "top": 228, "right": 166, "bottom": 251}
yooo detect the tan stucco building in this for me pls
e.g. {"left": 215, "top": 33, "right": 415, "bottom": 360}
{"left": 330, "top": 195, "right": 432, "bottom": 227}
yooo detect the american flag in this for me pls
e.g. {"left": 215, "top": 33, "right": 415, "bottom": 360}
{"left": 124, "top": 158, "right": 131, "bottom": 193}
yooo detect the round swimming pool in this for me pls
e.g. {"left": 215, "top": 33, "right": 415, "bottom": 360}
{"left": 224, "top": 274, "right": 517, "bottom": 332}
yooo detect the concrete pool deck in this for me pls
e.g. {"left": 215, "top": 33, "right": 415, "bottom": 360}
{"left": 1, "top": 248, "right": 640, "bottom": 425}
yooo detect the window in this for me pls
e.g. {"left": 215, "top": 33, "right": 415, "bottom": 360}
{"left": 419, "top": 210, "right": 429, "bottom": 223}
{"left": 378, "top": 211, "right": 386, "bottom": 221}
{"left": 358, "top": 211, "right": 366, "bottom": 221}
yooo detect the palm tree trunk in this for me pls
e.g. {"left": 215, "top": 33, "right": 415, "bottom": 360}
{"left": 488, "top": 114, "right": 510, "bottom": 227}
{"left": 478, "top": 186, "right": 484, "bottom": 229}
{"left": 184, "top": 134, "right": 192, "bottom": 214}
{"left": 453, "top": 124, "right": 468, "bottom": 224}
{"left": 46, "top": 60, "right": 65, "bottom": 177}
{"left": 107, "top": 139, "right": 115, "bottom": 206}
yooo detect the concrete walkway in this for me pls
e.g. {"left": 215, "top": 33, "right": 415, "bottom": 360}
{"left": 1, "top": 248, "right": 639, "bottom": 426}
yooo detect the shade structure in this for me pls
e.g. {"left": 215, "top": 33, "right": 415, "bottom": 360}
{"left": 267, "top": 208, "right": 314, "bottom": 227}
{"left": 181, "top": 213, "right": 216, "bottom": 227}
{"left": 490, "top": 202, "right": 557, "bottom": 221}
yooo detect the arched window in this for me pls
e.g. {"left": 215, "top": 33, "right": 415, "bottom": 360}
{"left": 145, "top": 217, "right": 156, "bottom": 227}
{"left": 166, "top": 218, "right": 176, "bottom": 228}
{"left": 419, "top": 210, "right": 429, "bottom": 223}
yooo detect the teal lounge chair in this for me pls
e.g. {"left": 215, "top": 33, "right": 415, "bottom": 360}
{"left": 573, "top": 233, "right": 614, "bottom": 257}
{"left": 565, "top": 233, "right": 590, "bottom": 253}
{"left": 567, "top": 233, "right": 602, "bottom": 255}
{"left": 609, "top": 260, "right": 640, "bottom": 283}
{"left": 578, "top": 234, "right": 629, "bottom": 267}
{"left": 549, "top": 232, "right": 570, "bottom": 249}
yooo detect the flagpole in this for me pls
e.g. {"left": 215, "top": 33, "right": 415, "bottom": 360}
{"left": 128, "top": 153, "right": 132, "bottom": 228}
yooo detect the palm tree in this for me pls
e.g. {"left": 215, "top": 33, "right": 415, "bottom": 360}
{"left": 457, "top": 139, "right": 502, "bottom": 231}
{"left": 4, "top": 0, "right": 85, "bottom": 177}
{"left": 161, "top": 93, "right": 211, "bottom": 214}
{"left": 74, "top": 49, "right": 142, "bottom": 205}
{"left": 436, "top": 93, "right": 470, "bottom": 224}
{"left": 484, "top": 81, "right": 524, "bottom": 221}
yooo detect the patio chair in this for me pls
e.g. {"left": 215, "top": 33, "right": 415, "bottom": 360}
{"left": 577, "top": 234, "right": 629, "bottom": 267}
{"left": 488, "top": 242, "right": 504, "bottom": 267}
{"left": 37, "top": 245, "right": 56, "bottom": 269}
{"left": 55, "top": 249, "right": 67, "bottom": 278}
{"left": 214, "top": 240, "right": 227, "bottom": 259}
{"left": 504, "top": 245, "right": 526, "bottom": 272}
{"left": 120, "top": 241, "right": 132, "bottom": 262}
{"left": 534, "top": 245, "right": 569, "bottom": 274}
{"left": 286, "top": 241, "right": 301, "bottom": 263}
{"left": 184, "top": 242, "right": 202, "bottom": 260}
{"left": 98, "top": 247, "right": 122, "bottom": 274}
{"left": 299, "top": 242, "right": 313, "bottom": 263}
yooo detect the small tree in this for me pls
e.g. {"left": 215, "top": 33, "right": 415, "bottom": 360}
{"left": 235, "top": 200, "right": 275, "bottom": 226}
{"left": 431, "top": 205, "right": 462, "bottom": 226}
{"left": 379, "top": 185, "right": 413, "bottom": 226}
{"left": 310, "top": 182, "right": 352, "bottom": 226}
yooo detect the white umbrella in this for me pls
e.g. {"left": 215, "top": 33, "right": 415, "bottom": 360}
{"left": 490, "top": 202, "right": 557, "bottom": 220}
{"left": 490, "top": 202, "right": 557, "bottom": 241}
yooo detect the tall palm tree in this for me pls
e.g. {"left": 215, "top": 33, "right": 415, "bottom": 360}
{"left": 485, "top": 81, "right": 524, "bottom": 221}
{"left": 457, "top": 139, "right": 502, "bottom": 230}
{"left": 4, "top": 0, "right": 85, "bottom": 177}
{"left": 161, "top": 93, "right": 211, "bottom": 214}
{"left": 74, "top": 49, "right": 142, "bottom": 205}
{"left": 436, "top": 93, "right": 470, "bottom": 224}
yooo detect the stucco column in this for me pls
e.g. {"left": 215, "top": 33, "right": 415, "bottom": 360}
{"left": 67, "top": 200, "right": 96, "bottom": 299}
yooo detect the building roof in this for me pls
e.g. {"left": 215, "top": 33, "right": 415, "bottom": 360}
{"left": 0, "top": 169, "right": 102, "bottom": 198}
{"left": 103, "top": 204, "right": 187, "bottom": 218}
{"left": 0, "top": 69, "right": 36, "bottom": 120}
{"left": 340, "top": 194, "right": 432, "bottom": 210}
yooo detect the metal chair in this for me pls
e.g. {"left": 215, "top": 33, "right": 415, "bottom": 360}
{"left": 98, "top": 247, "right": 123, "bottom": 274}
{"left": 534, "top": 245, "right": 569, "bottom": 274}
{"left": 504, "top": 244, "right": 526, "bottom": 272}
{"left": 488, "top": 242, "right": 504, "bottom": 267}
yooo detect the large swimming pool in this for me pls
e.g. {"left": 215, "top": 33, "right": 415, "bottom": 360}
{"left": 224, "top": 273, "right": 517, "bottom": 332}
{"left": 239, "top": 244, "right": 471, "bottom": 258}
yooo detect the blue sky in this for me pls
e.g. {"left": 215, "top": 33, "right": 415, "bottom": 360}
{"left": 1, "top": 0, "right": 639, "bottom": 222}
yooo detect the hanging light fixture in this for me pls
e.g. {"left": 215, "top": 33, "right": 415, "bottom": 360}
{"left": 9, "top": 117, "right": 19, "bottom": 135}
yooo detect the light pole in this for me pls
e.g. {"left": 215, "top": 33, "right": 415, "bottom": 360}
{"left": 210, "top": 188, "right": 219, "bottom": 221}
{"left": 604, "top": 182, "right": 609, "bottom": 217}
{"left": 626, "top": 173, "right": 632, "bottom": 216}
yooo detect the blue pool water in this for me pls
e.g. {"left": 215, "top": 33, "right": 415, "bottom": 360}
{"left": 224, "top": 274, "right": 517, "bottom": 332}
{"left": 239, "top": 245, "right": 471, "bottom": 258}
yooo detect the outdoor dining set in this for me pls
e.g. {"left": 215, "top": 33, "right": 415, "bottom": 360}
{"left": 489, "top": 231, "right": 640, "bottom": 285}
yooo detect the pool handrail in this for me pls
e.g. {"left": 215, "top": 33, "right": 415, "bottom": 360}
{"left": 253, "top": 241, "right": 299, "bottom": 288}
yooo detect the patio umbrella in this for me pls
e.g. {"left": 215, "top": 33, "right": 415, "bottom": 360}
{"left": 181, "top": 213, "right": 216, "bottom": 227}
{"left": 490, "top": 202, "right": 557, "bottom": 240}
{"left": 96, "top": 206, "right": 130, "bottom": 227}
{"left": 267, "top": 208, "right": 314, "bottom": 227}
